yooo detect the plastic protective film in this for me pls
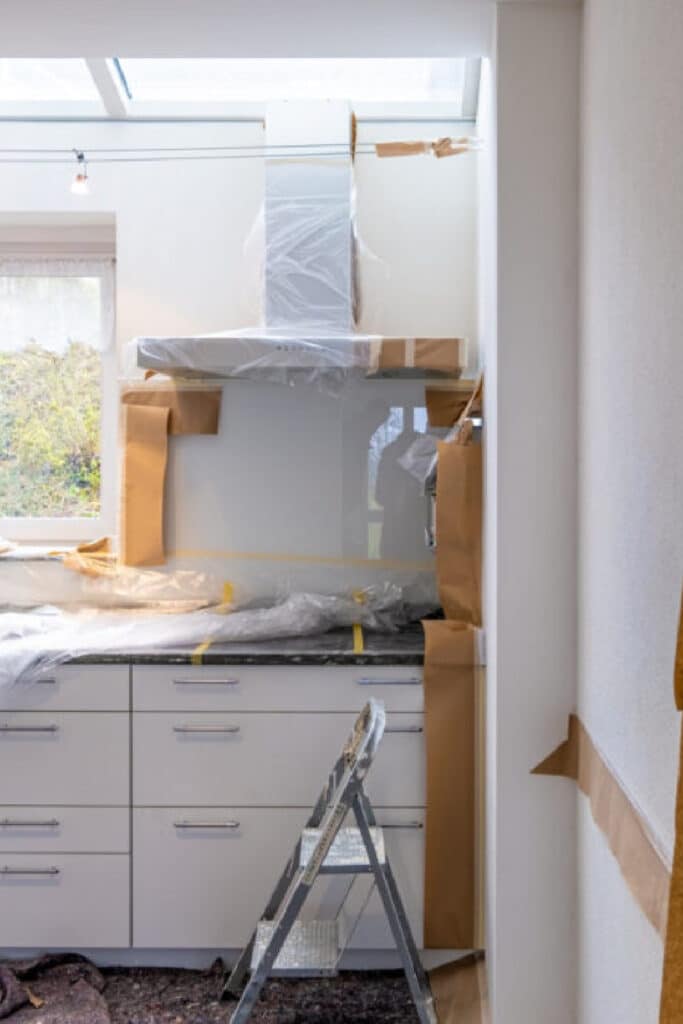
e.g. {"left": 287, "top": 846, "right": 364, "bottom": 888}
{"left": 0, "top": 583, "right": 434, "bottom": 688}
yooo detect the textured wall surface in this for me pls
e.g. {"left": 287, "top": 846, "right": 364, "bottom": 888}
{"left": 579, "top": 1, "right": 683, "bottom": 1020}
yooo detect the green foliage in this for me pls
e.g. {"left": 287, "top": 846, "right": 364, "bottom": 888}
{"left": 0, "top": 340, "right": 101, "bottom": 518}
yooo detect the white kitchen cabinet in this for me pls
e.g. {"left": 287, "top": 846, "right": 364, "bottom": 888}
{"left": 0, "top": 665, "right": 129, "bottom": 713}
{"left": 0, "top": 712, "right": 129, "bottom": 806}
{"left": 0, "top": 658, "right": 432, "bottom": 956}
{"left": 0, "top": 854, "right": 130, "bottom": 948}
{"left": 133, "top": 665, "right": 424, "bottom": 714}
{"left": 133, "top": 711, "right": 425, "bottom": 808}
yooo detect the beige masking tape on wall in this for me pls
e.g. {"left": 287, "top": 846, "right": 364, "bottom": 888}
{"left": 659, "top": 590, "right": 683, "bottom": 1023}
{"left": 435, "top": 376, "right": 484, "bottom": 625}
{"left": 119, "top": 388, "right": 223, "bottom": 568}
{"left": 120, "top": 404, "right": 170, "bottom": 567}
{"left": 121, "top": 387, "right": 222, "bottom": 435}
{"left": 422, "top": 619, "right": 479, "bottom": 949}
{"left": 534, "top": 714, "right": 670, "bottom": 938}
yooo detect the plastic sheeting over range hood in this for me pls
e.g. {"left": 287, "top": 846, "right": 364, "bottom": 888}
{"left": 134, "top": 100, "right": 466, "bottom": 382}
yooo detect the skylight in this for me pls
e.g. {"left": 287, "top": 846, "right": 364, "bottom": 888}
{"left": 0, "top": 59, "right": 100, "bottom": 102}
{"left": 119, "top": 58, "right": 467, "bottom": 105}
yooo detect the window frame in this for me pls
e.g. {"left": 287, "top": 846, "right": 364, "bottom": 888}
{"left": 0, "top": 252, "right": 117, "bottom": 545}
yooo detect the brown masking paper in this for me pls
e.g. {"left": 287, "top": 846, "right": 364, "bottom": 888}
{"left": 534, "top": 714, "right": 670, "bottom": 937}
{"left": 426, "top": 388, "right": 483, "bottom": 428}
{"left": 120, "top": 404, "right": 170, "bottom": 567}
{"left": 429, "top": 955, "right": 489, "bottom": 1024}
{"left": 372, "top": 338, "right": 466, "bottom": 376}
{"left": 660, "top": 592, "right": 683, "bottom": 1023}
{"left": 435, "top": 379, "right": 483, "bottom": 625}
{"left": 121, "top": 387, "right": 222, "bottom": 436}
{"left": 422, "top": 619, "right": 479, "bottom": 949}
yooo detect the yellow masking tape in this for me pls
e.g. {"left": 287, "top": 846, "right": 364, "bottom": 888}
{"left": 168, "top": 549, "right": 434, "bottom": 573}
{"left": 353, "top": 623, "right": 365, "bottom": 654}
{"left": 222, "top": 581, "right": 234, "bottom": 605}
{"left": 191, "top": 639, "right": 213, "bottom": 665}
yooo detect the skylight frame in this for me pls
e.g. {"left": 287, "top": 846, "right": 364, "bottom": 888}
{"left": 0, "top": 57, "right": 481, "bottom": 123}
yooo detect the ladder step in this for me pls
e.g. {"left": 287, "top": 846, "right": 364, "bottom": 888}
{"left": 251, "top": 920, "right": 340, "bottom": 977}
{"left": 299, "top": 826, "right": 385, "bottom": 873}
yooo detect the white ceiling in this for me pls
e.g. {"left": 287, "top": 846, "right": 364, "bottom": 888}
{"left": 2, "top": 0, "right": 496, "bottom": 57}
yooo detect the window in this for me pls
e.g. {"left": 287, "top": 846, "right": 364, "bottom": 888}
{"left": 0, "top": 255, "right": 115, "bottom": 542}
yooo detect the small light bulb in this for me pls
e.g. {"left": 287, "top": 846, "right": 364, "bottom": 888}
{"left": 71, "top": 171, "right": 89, "bottom": 196}
{"left": 71, "top": 149, "right": 90, "bottom": 196}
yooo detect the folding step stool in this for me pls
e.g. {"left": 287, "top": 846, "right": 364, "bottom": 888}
{"left": 221, "top": 698, "right": 437, "bottom": 1024}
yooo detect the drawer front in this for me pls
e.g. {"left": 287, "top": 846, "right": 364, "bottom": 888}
{"left": 133, "top": 712, "right": 425, "bottom": 808}
{"left": 133, "top": 807, "right": 309, "bottom": 947}
{"left": 0, "top": 713, "right": 129, "bottom": 806}
{"left": 133, "top": 665, "right": 423, "bottom": 714}
{"left": 0, "top": 854, "right": 130, "bottom": 948}
{"left": 0, "top": 665, "right": 129, "bottom": 712}
{"left": 0, "top": 807, "right": 129, "bottom": 854}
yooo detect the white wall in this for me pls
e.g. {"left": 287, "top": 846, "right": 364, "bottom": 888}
{"left": 579, "top": 1, "right": 683, "bottom": 1020}
{"left": 488, "top": 4, "right": 580, "bottom": 1022}
{"left": 0, "top": 116, "right": 477, "bottom": 599}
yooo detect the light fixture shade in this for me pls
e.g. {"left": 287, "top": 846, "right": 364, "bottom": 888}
{"left": 71, "top": 171, "right": 89, "bottom": 196}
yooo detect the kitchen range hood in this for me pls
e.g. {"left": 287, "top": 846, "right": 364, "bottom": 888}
{"left": 134, "top": 101, "right": 466, "bottom": 381}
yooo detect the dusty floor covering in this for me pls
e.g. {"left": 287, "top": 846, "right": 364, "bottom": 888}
{"left": 0, "top": 957, "right": 421, "bottom": 1024}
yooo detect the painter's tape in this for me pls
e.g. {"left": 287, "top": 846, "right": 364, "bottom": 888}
{"left": 534, "top": 714, "right": 670, "bottom": 937}
{"left": 191, "top": 639, "right": 213, "bottom": 665}
{"left": 352, "top": 623, "right": 364, "bottom": 655}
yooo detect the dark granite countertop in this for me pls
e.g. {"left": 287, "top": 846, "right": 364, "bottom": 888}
{"left": 73, "top": 625, "right": 425, "bottom": 667}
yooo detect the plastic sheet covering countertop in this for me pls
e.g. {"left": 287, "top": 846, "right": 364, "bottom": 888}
{"left": 0, "top": 584, "right": 436, "bottom": 688}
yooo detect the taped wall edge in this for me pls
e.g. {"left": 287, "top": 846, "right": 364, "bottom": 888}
{"left": 422, "top": 619, "right": 485, "bottom": 950}
{"left": 533, "top": 713, "right": 670, "bottom": 938}
{"left": 659, "top": 589, "right": 683, "bottom": 1023}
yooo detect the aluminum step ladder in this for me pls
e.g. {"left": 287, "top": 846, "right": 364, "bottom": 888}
{"left": 221, "top": 699, "right": 437, "bottom": 1024}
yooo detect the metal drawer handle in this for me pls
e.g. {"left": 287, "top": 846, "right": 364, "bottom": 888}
{"left": 173, "top": 724, "right": 241, "bottom": 734}
{"left": 356, "top": 677, "right": 422, "bottom": 686}
{"left": 174, "top": 820, "right": 240, "bottom": 830}
{"left": 379, "top": 822, "right": 424, "bottom": 830}
{"left": 385, "top": 725, "right": 423, "bottom": 734}
{"left": 173, "top": 678, "right": 240, "bottom": 686}
{"left": 0, "top": 819, "right": 60, "bottom": 828}
{"left": 1, "top": 866, "right": 60, "bottom": 876}
{"left": 0, "top": 724, "right": 58, "bottom": 734}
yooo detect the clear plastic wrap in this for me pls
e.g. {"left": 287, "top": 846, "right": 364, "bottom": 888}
{"left": 0, "top": 556, "right": 225, "bottom": 611}
{"left": 0, "top": 584, "right": 436, "bottom": 688}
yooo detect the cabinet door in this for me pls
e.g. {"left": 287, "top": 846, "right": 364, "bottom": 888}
{"left": 133, "top": 808, "right": 308, "bottom": 948}
{"left": 133, "top": 665, "right": 424, "bottom": 713}
{"left": 0, "top": 665, "right": 129, "bottom": 712}
{"left": 0, "top": 854, "right": 129, "bottom": 948}
{"left": 0, "top": 713, "right": 129, "bottom": 805}
{"left": 133, "top": 712, "right": 425, "bottom": 807}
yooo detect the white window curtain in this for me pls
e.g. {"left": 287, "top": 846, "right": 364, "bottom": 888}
{"left": 0, "top": 256, "right": 115, "bottom": 355}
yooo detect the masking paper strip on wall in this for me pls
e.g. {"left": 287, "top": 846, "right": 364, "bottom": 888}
{"left": 121, "top": 387, "right": 222, "bottom": 435}
{"left": 435, "top": 379, "right": 483, "bottom": 624}
{"left": 120, "top": 404, "right": 170, "bottom": 567}
{"left": 369, "top": 338, "right": 467, "bottom": 376}
{"left": 426, "top": 387, "right": 482, "bottom": 428}
{"left": 533, "top": 714, "right": 670, "bottom": 937}
{"left": 659, "top": 591, "right": 683, "bottom": 1022}
{"left": 422, "top": 619, "right": 481, "bottom": 949}
{"left": 429, "top": 954, "right": 489, "bottom": 1024}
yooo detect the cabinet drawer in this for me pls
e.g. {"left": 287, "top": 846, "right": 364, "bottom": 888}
{"left": 0, "top": 854, "right": 129, "bottom": 948}
{"left": 0, "top": 665, "right": 129, "bottom": 712}
{"left": 0, "top": 807, "right": 129, "bottom": 854}
{"left": 133, "top": 807, "right": 309, "bottom": 948}
{"left": 0, "top": 713, "right": 129, "bottom": 806}
{"left": 133, "top": 665, "right": 423, "bottom": 714}
{"left": 133, "top": 808, "right": 424, "bottom": 951}
{"left": 133, "top": 712, "right": 425, "bottom": 807}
